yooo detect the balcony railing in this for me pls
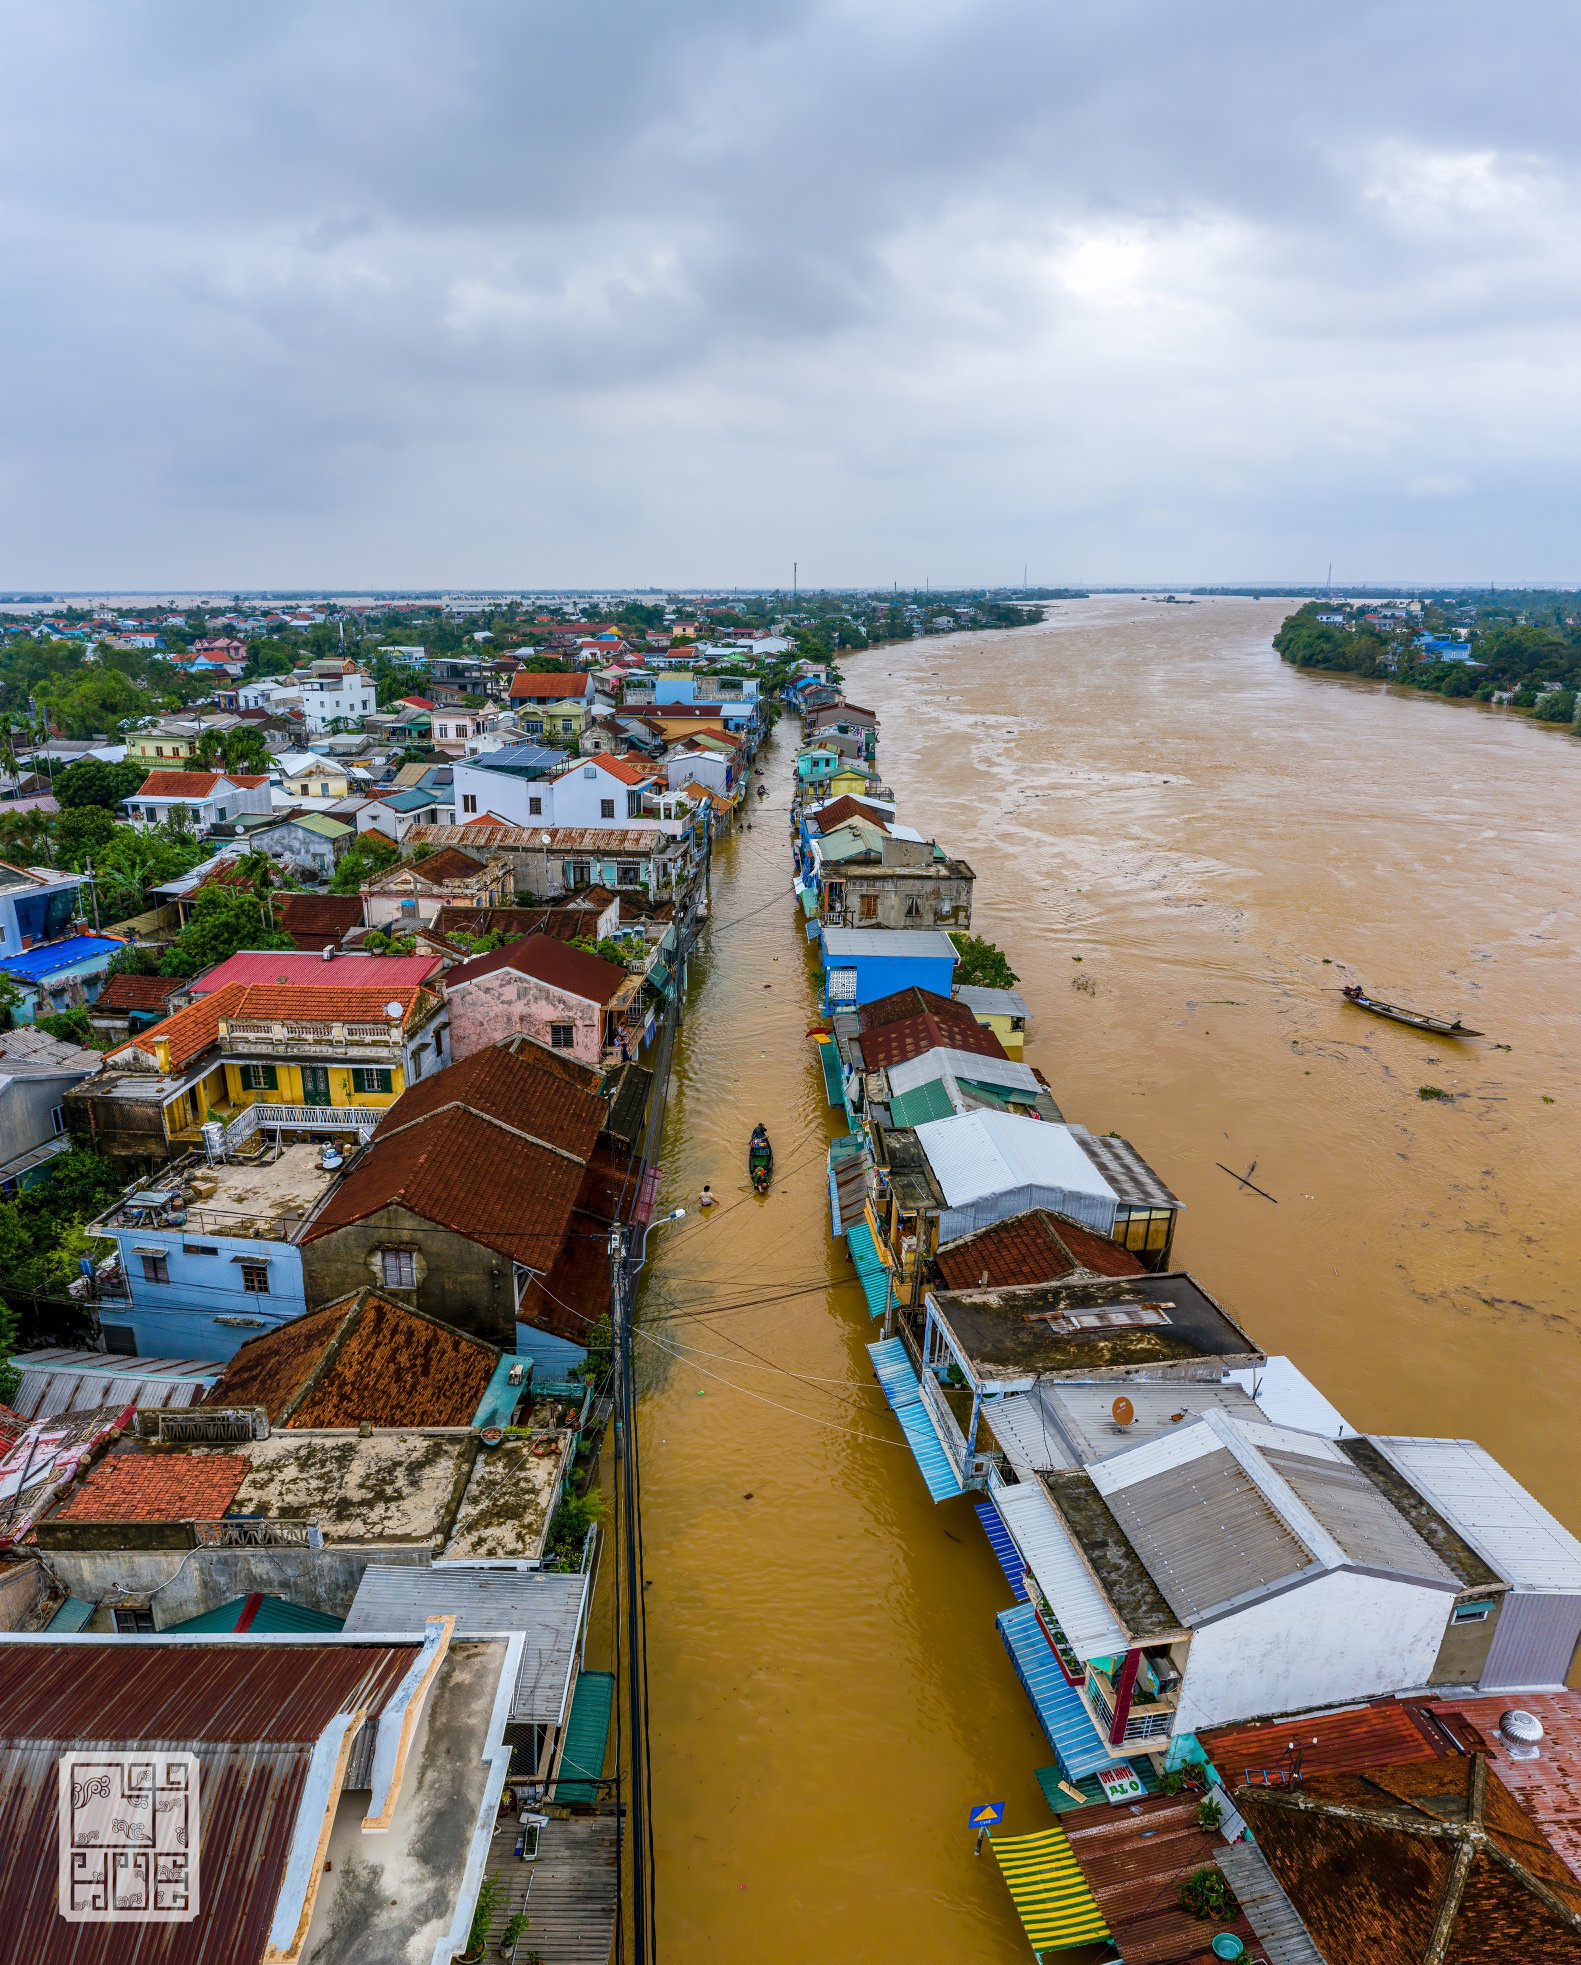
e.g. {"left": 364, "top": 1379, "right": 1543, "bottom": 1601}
{"left": 224, "top": 1103, "right": 384, "bottom": 1148}
{"left": 1085, "top": 1666, "right": 1178, "bottom": 1746}
{"left": 221, "top": 1019, "right": 402, "bottom": 1054}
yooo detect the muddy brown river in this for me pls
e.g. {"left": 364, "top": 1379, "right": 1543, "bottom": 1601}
{"left": 628, "top": 595, "right": 1581, "bottom": 1962}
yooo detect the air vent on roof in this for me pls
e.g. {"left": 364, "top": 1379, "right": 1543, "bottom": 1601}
{"left": 1499, "top": 1710, "right": 1544, "bottom": 1760}
{"left": 1028, "top": 1301, "right": 1172, "bottom": 1334}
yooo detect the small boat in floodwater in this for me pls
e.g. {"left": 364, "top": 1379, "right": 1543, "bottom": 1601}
{"left": 749, "top": 1125, "right": 773, "bottom": 1193}
{"left": 1342, "top": 984, "right": 1483, "bottom": 1038}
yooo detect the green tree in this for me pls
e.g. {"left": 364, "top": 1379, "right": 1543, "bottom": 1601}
{"left": 1534, "top": 688, "right": 1577, "bottom": 723}
{"left": 89, "top": 824, "right": 207, "bottom": 925}
{"left": 52, "top": 805, "right": 117, "bottom": 866}
{"left": 0, "top": 1298, "right": 18, "bottom": 1405}
{"left": 54, "top": 758, "right": 148, "bottom": 811}
{"left": 948, "top": 932, "right": 1020, "bottom": 989}
{"left": 160, "top": 885, "right": 295, "bottom": 977}
{"left": 330, "top": 830, "right": 399, "bottom": 892}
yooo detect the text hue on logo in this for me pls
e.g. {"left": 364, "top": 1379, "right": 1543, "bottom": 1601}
{"left": 58, "top": 1751, "right": 200, "bottom": 1925}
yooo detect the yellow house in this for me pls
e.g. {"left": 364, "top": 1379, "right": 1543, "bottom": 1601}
{"left": 127, "top": 728, "right": 198, "bottom": 765}
{"left": 277, "top": 753, "right": 355, "bottom": 801}
{"left": 952, "top": 985, "right": 1030, "bottom": 1058}
{"left": 830, "top": 764, "right": 879, "bottom": 800}
{"left": 102, "top": 978, "right": 448, "bottom": 1149}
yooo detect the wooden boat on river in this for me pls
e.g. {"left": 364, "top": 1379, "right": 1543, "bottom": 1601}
{"left": 1342, "top": 984, "right": 1482, "bottom": 1038}
{"left": 748, "top": 1126, "right": 773, "bottom": 1194}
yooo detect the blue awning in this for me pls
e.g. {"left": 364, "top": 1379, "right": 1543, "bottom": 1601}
{"left": 846, "top": 1220, "right": 891, "bottom": 1319}
{"left": 975, "top": 1500, "right": 1030, "bottom": 1603}
{"left": 997, "top": 1604, "right": 1130, "bottom": 1783}
{"left": 867, "top": 1336, "right": 964, "bottom": 1503}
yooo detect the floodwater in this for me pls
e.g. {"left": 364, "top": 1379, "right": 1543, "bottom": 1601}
{"left": 632, "top": 595, "right": 1581, "bottom": 1963}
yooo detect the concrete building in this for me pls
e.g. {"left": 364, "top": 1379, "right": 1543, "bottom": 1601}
{"left": 125, "top": 768, "right": 273, "bottom": 832}
{"left": 445, "top": 933, "right": 643, "bottom": 1069}
{"left": 818, "top": 925, "right": 959, "bottom": 1012}
{"left": 0, "top": 862, "right": 87, "bottom": 955}
{"left": 0, "top": 1025, "right": 101, "bottom": 1193}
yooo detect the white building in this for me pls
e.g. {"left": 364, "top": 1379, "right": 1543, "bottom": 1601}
{"left": 282, "top": 660, "right": 377, "bottom": 732}
{"left": 126, "top": 769, "right": 273, "bottom": 832}
{"left": 450, "top": 752, "right": 664, "bottom": 833}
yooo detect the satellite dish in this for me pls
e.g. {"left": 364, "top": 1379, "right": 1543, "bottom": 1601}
{"left": 385, "top": 1000, "right": 403, "bottom": 1020}
{"left": 1111, "top": 1395, "right": 1135, "bottom": 1429}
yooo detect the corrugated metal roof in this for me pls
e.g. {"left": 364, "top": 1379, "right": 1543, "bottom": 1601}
{"left": 10, "top": 1349, "right": 219, "bottom": 1421}
{"left": 1261, "top": 1441, "right": 1460, "bottom": 1587}
{"left": 0, "top": 1638, "right": 417, "bottom": 1965}
{"left": 953, "top": 984, "right": 1031, "bottom": 1019}
{"left": 983, "top": 1390, "right": 1079, "bottom": 1478}
{"left": 821, "top": 926, "right": 958, "bottom": 958}
{"left": 1098, "top": 1443, "right": 1315, "bottom": 1624}
{"left": 166, "top": 1592, "right": 345, "bottom": 1634}
{"left": 994, "top": 1481, "right": 1129, "bottom": 1659}
{"left": 343, "top": 1563, "right": 588, "bottom": 1726}
{"left": 886, "top": 1045, "right": 1039, "bottom": 1099}
{"left": 1060, "top": 1794, "right": 1261, "bottom": 1965}
{"left": 1069, "top": 1125, "right": 1180, "bottom": 1210}
{"left": 1369, "top": 1437, "right": 1581, "bottom": 1592}
{"left": 1201, "top": 1700, "right": 1450, "bottom": 1784}
{"left": 916, "top": 1113, "right": 1117, "bottom": 1212}
{"left": 1427, "top": 1691, "right": 1581, "bottom": 1881}
{"left": 1215, "top": 1840, "right": 1327, "bottom": 1964}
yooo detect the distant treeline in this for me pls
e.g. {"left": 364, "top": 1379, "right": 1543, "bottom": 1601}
{"left": 1274, "top": 599, "right": 1581, "bottom": 732}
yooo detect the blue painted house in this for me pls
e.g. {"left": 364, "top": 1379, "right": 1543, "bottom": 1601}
{"left": 0, "top": 932, "right": 127, "bottom": 1024}
{"left": 0, "top": 864, "right": 87, "bottom": 958}
{"left": 819, "top": 926, "right": 958, "bottom": 1012}
{"left": 89, "top": 1143, "right": 332, "bottom": 1358}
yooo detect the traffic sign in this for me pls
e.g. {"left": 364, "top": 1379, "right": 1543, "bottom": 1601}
{"left": 969, "top": 1802, "right": 1005, "bottom": 1828}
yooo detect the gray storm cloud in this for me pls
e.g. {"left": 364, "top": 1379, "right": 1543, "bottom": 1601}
{"left": 0, "top": 0, "right": 1576, "bottom": 586}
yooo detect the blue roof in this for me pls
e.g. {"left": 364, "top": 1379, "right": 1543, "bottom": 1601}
{"left": 0, "top": 934, "right": 124, "bottom": 981}
{"left": 379, "top": 788, "right": 441, "bottom": 812}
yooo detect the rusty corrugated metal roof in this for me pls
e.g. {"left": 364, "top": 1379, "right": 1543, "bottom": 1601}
{"left": 1060, "top": 1793, "right": 1260, "bottom": 1965}
{"left": 1203, "top": 1699, "right": 1450, "bottom": 1785}
{"left": 1428, "top": 1691, "right": 1581, "bottom": 1882}
{"left": 0, "top": 1639, "right": 418, "bottom": 1963}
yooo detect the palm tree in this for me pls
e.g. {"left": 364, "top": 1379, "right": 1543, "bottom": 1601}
{"left": 234, "top": 848, "right": 286, "bottom": 931}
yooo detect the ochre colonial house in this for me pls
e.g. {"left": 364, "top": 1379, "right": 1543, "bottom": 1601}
{"left": 65, "top": 980, "right": 450, "bottom": 1162}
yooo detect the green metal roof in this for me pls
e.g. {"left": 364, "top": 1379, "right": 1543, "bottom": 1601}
{"left": 551, "top": 1668, "right": 614, "bottom": 1805}
{"left": 888, "top": 1079, "right": 958, "bottom": 1127}
{"left": 294, "top": 812, "right": 354, "bottom": 838}
{"left": 47, "top": 1596, "right": 95, "bottom": 1633}
{"left": 846, "top": 1218, "right": 892, "bottom": 1319}
{"left": 165, "top": 1593, "right": 345, "bottom": 1635}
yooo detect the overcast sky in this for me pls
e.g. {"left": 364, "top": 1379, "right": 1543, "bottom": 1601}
{"left": 2, "top": 0, "right": 1576, "bottom": 589}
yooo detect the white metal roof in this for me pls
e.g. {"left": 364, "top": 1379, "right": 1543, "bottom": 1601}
{"left": 984, "top": 1391, "right": 1080, "bottom": 1478}
{"left": 885, "top": 1048, "right": 1042, "bottom": 1100}
{"left": 1368, "top": 1437, "right": 1581, "bottom": 1593}
{"left": 993, "top": 1480, "right": 1129, "bottom": 1660}
{"left": 10, "top": 1349, "right": 220, "bottom": 1420}
{"left": 914, "top": 1112, "right": 1116, "bottom": 1210}
{"left": 952, "top": 985, "right": 1032, "bottom": 1019}
{"left": 821, "top": 926, "right": 959, "bottom": 960}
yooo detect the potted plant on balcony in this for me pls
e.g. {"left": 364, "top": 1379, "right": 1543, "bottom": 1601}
{"left": 457, "top": 1875, "right": 500, "bottom": 1963}
{"left": 499, "top": 1910, "right": 530, "bottom": 1956}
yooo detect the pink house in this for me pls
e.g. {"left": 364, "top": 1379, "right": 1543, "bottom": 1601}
{"left": 445, "top": 933, "right": 642, "bottom": 1069}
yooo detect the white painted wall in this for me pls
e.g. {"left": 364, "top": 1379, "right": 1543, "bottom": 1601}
{"left": 1174, "top": 1568, "right": 1454, "bottom": 1734}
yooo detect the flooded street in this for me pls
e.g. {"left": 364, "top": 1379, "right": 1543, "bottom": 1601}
{"left": 636, "top": 595, "right": 1581, "bottom": 1962}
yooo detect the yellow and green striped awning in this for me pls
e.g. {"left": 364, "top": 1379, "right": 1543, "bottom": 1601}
{"left": 989, "top": 1825, "right": 1110, "bottom": 1954}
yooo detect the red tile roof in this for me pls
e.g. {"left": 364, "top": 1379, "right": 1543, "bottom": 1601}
{"left": 275, "top": 891, "right": 363, "bottom": 947}
{"left": 509, "top": 672, "right": 589, "bottom": 699}
{"left": 858, "top": 986, "right": 973, "bottom": 1033}
{"left": 91, "top": 973, "right": 184, "bottom": 1014}
{"left": 860, "top": 1010, "right": 1007, "bottom": 1071}
{"left": 1238, "top": 1753, "right": 1581, "bottom": 1964}
{"left": 110, "top": 980, "right": 432, "bottom": 1068}
{"left": 206, "top": 1290, "right": 498, "bottom": 1429}
{"left": 814, "top": 795, "right": 891, "bottom": 834}
{"left": 134, "top": 769, "right": 228, "bottom": 797}
{"left": 935, "top": 1208, "right": 1145, "bottom": 1291}
{"left": 302, "top": 1043, "right": 606, "bottom": 1267}
{"left": 54, "top": 1451, "right": 250, "bottom": 1523}
{"left": 588, "top": 754, "right": 654, "bottom": 785}
{"left": 109, "top": 980, "right": 248, "bottom": 1068}
{"left": 446, "top": 932, "right": 628, "bottom": 1005}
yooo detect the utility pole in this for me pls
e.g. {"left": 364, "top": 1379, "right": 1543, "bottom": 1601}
{"left": 609, "top": 1217, "right": 650, "bottom": 1965}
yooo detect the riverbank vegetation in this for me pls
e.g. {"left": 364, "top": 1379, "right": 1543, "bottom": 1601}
{"left": 1275, "top": 595, "right": 1581, "bottom": 733}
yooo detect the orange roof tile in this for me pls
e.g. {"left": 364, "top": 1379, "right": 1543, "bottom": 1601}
{"left": 135, "top": 770, "right": 227, "bottom": 797}
{"left": 109, "top": 981, "right": 248, "bottom": 1069}
{"left": 54, "top": 1452, "right": 250, "bottom": 1523}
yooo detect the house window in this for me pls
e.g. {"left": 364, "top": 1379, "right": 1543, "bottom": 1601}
{"left": 462, "top": 794, "right": 478, "bottom": 815}
{"left": 140, "top": 1252, "right": 170, "bottom": 1284}
{"left": 600, "top": 798, "right": 615, "bottom": 819}
{"left": 112, "top": 1606, "right": 157, "bottom": 1633}
{"left": 904, "top": 895, "right": 921, "bottom": 919}
{"left": 183, "top": 1244, "right": 218, "bottom": 1258}
{"left": 239, "top": 1262, "right": 271, "bottom": 1294}
{"left": 50, "top": 1105, "right": 65, "bottom": 1136}
{"left": 243, "top": 1064, "right": 278, "bottom": 1091}
{"left": 617, "top": 863, "right": 640, "bottom": 888}
{"left": 550, "top": 1022, "right": 575, "bottom": 1050}
{"left": 529, "top": 796, "right": 543, "bottom": 816}
{"left": 1453, "top": 1599, "right": 1495, "bottom": 1623}
{"left": 859, "top": 893, "right": 880, "bottom": 920}
{"left": 379, "top": 1248, "right": 418, "bottom": 1288}
{"left": 353, "top": 1066, "right": 393, "bottom": 1095}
